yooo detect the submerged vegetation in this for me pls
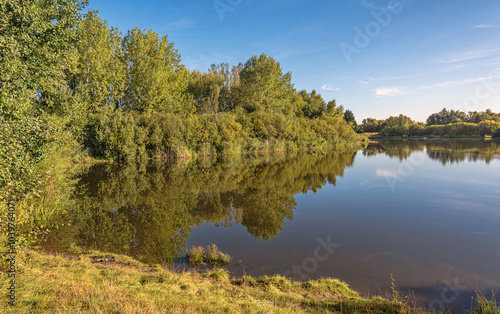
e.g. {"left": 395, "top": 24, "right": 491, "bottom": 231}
{"left": 186, "top": 244, "right": 232, "bottom": 267}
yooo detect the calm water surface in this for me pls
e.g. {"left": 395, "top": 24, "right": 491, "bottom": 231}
{"left": 62, "top": 139, "right": 500, "bottom": 310}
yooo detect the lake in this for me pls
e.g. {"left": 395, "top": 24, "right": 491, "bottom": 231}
{"left": 57, "top": 139, "right": 500, "bottom": 311}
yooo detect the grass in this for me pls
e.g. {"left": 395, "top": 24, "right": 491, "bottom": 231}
{"left": 185, "top": 244, "right": 232, "bottom": 267}
{"left": 475, "top": 290, "right": 499, "bottom": 314}
{"left": 1, "top": 248, "right": 427, "bottom": 313}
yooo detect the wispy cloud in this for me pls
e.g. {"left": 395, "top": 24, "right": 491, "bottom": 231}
{"left": 368, "top": 74, "right": 420, "bottom": 81}
{"left": 433, "top": 46, "right": 500, "bottom": 64}
{"left": 166, "top": 19, "right": 195, "bottom": 30}
{"left": 419, "top": 75, "right": 500, "bottom": 90}
{"left": 473, "top": 24, "right": 500, "bottom": 28}
{"left": 359, "top": 80, "right": 370, "bottom": 85}
{"left": 374, "top": 87, "right": 406, "bottom": 96}
{"left": 352, "top": 0, "right": 413, "bottom": 10}
{"left": 322, "top": 84, "right": 340, "bottom": 91}
{"left": 423, "top": 33, "right": 451, "bottom": 45}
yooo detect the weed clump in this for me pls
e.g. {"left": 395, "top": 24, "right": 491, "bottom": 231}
{"left": 185, "top": 244, "right": 231, "bottom": 267}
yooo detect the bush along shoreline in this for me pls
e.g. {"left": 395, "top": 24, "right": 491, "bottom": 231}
{"left": 84, "top": 109, "right": 368, "bottom": 161}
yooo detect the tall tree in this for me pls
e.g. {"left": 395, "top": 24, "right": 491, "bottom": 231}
{"left": 343, "top": 109, "right": 358, "bottom": 130}
{"left": 187, "top": 70, "right": 224, "bottom": 114}
{"left": 234, "top": 53, "right": 297, "bottom": 115}
{"left": 298, "top": 89, "right": 326, "bottom": 118}
{"left": 122, "top": 27, "right": 191, "bottom": 113}
{"left": 0, "top": 0, "right": 87, "bottom": 191}
{"left": 209, "top": 62, "right": 243, "bottom": 112}
{"left": 69, "top": 11, "right": 126, "bottom": 109}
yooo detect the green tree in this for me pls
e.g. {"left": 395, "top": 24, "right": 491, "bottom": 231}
{"left": 187, "top": 70, "right": 224, "bottom": 114}
{"left": 234, "top": 54, "right": 297, "bottom": 115}
{"left": 122, "top": 27, "right": 191, "bottom": 113}
{"left": 343, "top": 110, "right": 358, "bottom": 130}
{"left": 70, "top": 11, "right": 126, "bottom": 110}
{"left": 298, "top": 89, "right": 326, "bottom": 118}
{"left": 0, "top": 0, "right": 87, "bottom": 192}
{"left": 209, "top": 62, "right": 243, "bottom": 112}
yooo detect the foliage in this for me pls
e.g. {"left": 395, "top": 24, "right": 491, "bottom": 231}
{"left": 343, "top": 109, "right": 358, "bottom": 131}
{"left": 233, "top": 53, "right": 299, "bottom": 115}
{"left": 297, "top": 89, "right": 326, "bottom": 118}
{"left": 0, "top": 0, "right": 87, "bottom": 194}
{"left": 122, "top": 27, "right": 191, "bottom": 113}
{"left": 186, "top": 244, "right": 231, "bottom": 267}
{"left": 426, "top": 108, "right": 500, "bottom": 125}
{"left": 361, "top": 110, "right": 500, "bottom": 137}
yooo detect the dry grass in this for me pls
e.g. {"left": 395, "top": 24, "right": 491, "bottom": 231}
{"left": 0, "top": 248, "right": 423, "bottom": 313}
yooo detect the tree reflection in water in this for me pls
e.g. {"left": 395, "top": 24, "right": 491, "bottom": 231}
{"left": 61, "top": 152, "right": 356, "bottom": 264}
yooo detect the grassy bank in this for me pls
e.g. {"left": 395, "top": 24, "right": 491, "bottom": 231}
{"left": 1, "top": 248, "right": 422, "bottom": 313}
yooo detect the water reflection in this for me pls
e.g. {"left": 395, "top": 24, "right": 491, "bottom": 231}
{"left": 365, "top": 139, "right": 500, "bottom": 164}
{"left": 64, "top": 152, "right": 356, "bottom": 263}
{"left": 46, "top": 139, "right": 500, "bottom": 310}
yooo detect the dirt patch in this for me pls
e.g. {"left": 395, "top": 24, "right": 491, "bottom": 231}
{"left": 316, "top": 291, "right": 346, "bottom": 301}
{"left": 90, "top": 255, "right": 118, "bottom": 265}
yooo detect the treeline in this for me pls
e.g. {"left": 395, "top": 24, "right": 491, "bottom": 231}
{"left": 359, "top": 109, "right": 500, "bottom": 137}
{"left": 0, "top": 1, "right": 363, "bottom": 243}
{"left": 44, "top": 11, "right": 363, "bottom": 160}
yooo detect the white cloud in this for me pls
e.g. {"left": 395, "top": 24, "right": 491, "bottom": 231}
{"left": 374, "top": 87, "right": 405, "bottom": 96}
{"left": 473, "top": 24, "right": 500, "bottom": 28}
{"left": 359, "top": 80, "right": 370, "bottom": 85}
{"left": 322, "top": 84, "right": 340, "bottom": 91}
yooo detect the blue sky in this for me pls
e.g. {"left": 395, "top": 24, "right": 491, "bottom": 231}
{"left": 87, "top": 0, "right": 500, "bottom": 122}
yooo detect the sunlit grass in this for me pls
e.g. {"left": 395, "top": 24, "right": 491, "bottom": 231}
{"left": 0, "top": 248, "right": 425, "bottom": 313}
{"left": 185, "top": 244, "right": 231, "bottom": 267}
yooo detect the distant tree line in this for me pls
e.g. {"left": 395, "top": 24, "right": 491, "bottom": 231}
{"left": 359, "top": 109, "right": 500, "bottom": 137}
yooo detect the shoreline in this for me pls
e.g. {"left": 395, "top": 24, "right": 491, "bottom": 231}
{"left": 0, "top": 247, "right": 423, "bottom": 313}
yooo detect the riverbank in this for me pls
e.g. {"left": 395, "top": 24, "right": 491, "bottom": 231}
{"left": 362, "top": 133, "right": 495, "bottom": 140}
{"left": 1, "top": 248, "right": 421, "bottom": 313}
